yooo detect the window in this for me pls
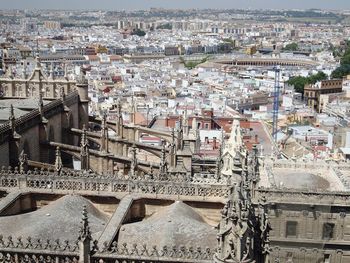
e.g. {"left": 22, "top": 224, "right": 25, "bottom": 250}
{"left": 286, "top": 221, "right": 298, "bottom": 238}
{"left": 322, "top": 223, "right": 335, "bottom": 240}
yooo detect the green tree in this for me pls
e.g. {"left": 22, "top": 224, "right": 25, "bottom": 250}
{"left": 282, "top": 42, "right": 298, "bottom": 51}
{"left": 131, "top": 29, "right": 146, "bottom": 37}
{"left": 180, "top": 56, "right": 210, "bottom": 69}
{"left": 331, "top": 64, "right": 350, "bottom": 79}
{"left": 287, "top": 71, "right": 327, "bottom": 94}
{"left": 331, "top": 40, "right": 350, "bottom": 78}
{"left": 287, "top": 76, "right": 308, "bottom": 93}
{"left": 341, "top": 54, "right": 350, "bottom": 65}
{"left": 156, "top": 23, "right": 172, "bottom": 30}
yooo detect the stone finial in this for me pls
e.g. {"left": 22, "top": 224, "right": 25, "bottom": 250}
{"left": 81, "top": 125, "right": 88, "bottom": 148}
{"left": 170, "top": 128, "right": 176, "bottom": 167}
{"left": 102, "top": 110, "right": 107, "bottom": 127}
{"left": 159, "top": 140, "right": 167, "bottom": 175}
{"left": 49, "top": 63, "right": 54, "bottom": 80}
{"left": 130, "top": 144, "right": 137, "bottom": 177}
{"left": 9, "top": 104, "right": 18, "bottom": 137}
{"left": 130, "top": 96, "right": 136, "bottom": 125}
{"left": 215, "top": 144, "right": 223, "bottom": 180}
{"left": 35, "top": 55, "right": 41, "bottom": 69}
{"left": 9, "top": 104, "right": 20, "bottom": 139}
{"left": 79, "top": 206, "right": 91, "bottom": 241}
{"left": 63, "top": 62, "right": 68, "bottom": 80}
{"left": 77, "top": 67, "right": 88, "bottom": 84}
{"left": 80, "top": 125, "right": 89, "bottom": 171}
{"left": 19, "top": 150, "right": 28, "bottom": 173}
{"left": 259, "top": 144, "right": 264, "bottom": 158}
{"left": 100, "top": 111, "right": 109, "bottom": 153}
{"left": 115, "top": 98, "right": 123, "bottom": 138}
{"left": 171, "top": 128, "right": 175, "bottom": 146}
{"left": 226, "top": 119, "right": 243, "bottom": 154}
{"left": 149, "top": 164, "right": 154, "bottom": 175}
{"left": 116, "top": 98, "right": 122, "bottom": 116}
{"left": 23, "top": 60, "right": 27, "bottom": 79}
{"left": 183, "top": 104, "right": 189, "bottom": 136}
{"left": 9, "top": 104, "right": 15, "bottom": 121}
{"left": 54, "top": 147, "right": 63, "bottom": 174}
{"left": 38, "top": 90, "right": 44, "bottom": 114}
{"left": 59, "top": 86, "right": 66, "bottom": 100}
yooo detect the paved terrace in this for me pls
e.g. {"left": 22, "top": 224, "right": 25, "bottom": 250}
{"left": 259, "top": 159, "right": 350, "bottom": 191}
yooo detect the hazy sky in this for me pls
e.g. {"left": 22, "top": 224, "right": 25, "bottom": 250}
{"left": 1, "top": 0, "right": 350, "bottom": 11}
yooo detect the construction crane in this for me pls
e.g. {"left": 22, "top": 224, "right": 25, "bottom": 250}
{"left": 272, "top": 66, "right": 281, "bottom": 142}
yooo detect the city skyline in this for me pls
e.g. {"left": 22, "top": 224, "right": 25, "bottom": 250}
{"left": 2, "top": 0, "right": 350, "bottom": 11}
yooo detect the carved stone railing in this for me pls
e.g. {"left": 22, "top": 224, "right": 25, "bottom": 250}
{"left": 0, "top": 167, "right": 229, "bottom": 199}
{"left": 95, "top": 242, "right": 214, "bottom": 263}
{"left": 0, "top": 235, "right": 78, "bottom": 253}
{"left": 271, "top": 160, "right": 330, "bottom": 170}
{"left": 0, "top": 235, "right": 214, "bottom": 263}
{"left": 0, "top": 235, "right": 79, "bottom": 263}
{"left": 254, "top": 187, "right": 350, "bottom": 205}
{"left": 332, "top": 168, "right": 350, "bottom": 190}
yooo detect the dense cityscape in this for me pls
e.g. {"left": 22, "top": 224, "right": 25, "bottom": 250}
{"left": 1, "top": 5, "right": 350, "bottom": 263}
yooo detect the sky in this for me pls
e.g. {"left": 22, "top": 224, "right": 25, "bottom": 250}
{"left": 1, "top": 0, "right": 350, "bottom": 11}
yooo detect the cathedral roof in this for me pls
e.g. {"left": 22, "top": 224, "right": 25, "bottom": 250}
{"left": 0, "top": 98, "right": 50, "bottom": 111}
{"left": 0, "top": 107, "right": 28, "bottom": 121}
{"left": 118, "top": 201, "right": 216, "bottom": 248}
{"left": 0, "top": 195, "right": 108, "bottom": 241}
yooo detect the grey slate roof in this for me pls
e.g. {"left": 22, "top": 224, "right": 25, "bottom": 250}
{"left": 118, "top": 201, "right": 217, "bottom": 249}
{"left": 0, "top": 107, "right": 28, "bottom": 121}
{"left": 0, "top": 99, "right": 50, "bottom": 111}
{"left": 0, "top": 195, "right": 109, "bottom": 241}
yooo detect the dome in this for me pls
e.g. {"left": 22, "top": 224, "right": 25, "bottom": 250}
{"left": 118, "top": 201, "right": 217, "bottom": 249}
{"left": 0, "top": 195, "right": 108, "bottom": 241}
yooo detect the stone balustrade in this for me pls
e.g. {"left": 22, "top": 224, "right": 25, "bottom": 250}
{"left": 0, "top": 167, "right": 229, "bottom": 200}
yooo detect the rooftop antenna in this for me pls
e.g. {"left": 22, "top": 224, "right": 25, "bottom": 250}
{"left": 272, "top": 66, "right": 281, "bottom": 142}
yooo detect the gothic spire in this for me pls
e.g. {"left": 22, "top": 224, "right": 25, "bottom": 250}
{"left": 60, "top": 86, "right": 66, "bottom": 101}
{"left": 100, "top": 111, "right": 108, "bottom": 153}
{"left": 49, "top": 63, "right": 54, "bottom": 80}
{"left": 23, "top": 59, "right": 28, "bottom": 79}
{"left": 55, "top": 146, "right": 63, "bottom": 174}
{"left": 183, "top": 104, "right": 189, "bottom": 136}
{"left": 35, "top": 55, "right": 41, "bottom": 69}
{"left": 115, "top": 98, "right": 123, "bottom": 138}
{"left": 130, "top": 144, "right": 137, "bottom": 178}
{"left": 63, "top": 61, "right": 69, "bottom": 80}
{"left": 79, "top": 205, "right": 91, "bottom": 241}
{"left": 80, "top": 125, "right": 89, "bottom": 171}
{"left": 19, "top": 150, "right": 28, "bottom": 173}
{"left": 9, "top": 104, "right": 16, "bottom": 132}
{"left": 159, "top": 140, "right": 168, "bottom": 176}
{"left": 130, "top": 95, "right": 136, "bottom": 125}
{"left": 215, "top": 143, "right": 223, "bottom": 180}
{"left": 170, "top": 128, "right": 176, "bottom": 167}
{"left": 38, "top": 89, "right": 44, "bottom": 114}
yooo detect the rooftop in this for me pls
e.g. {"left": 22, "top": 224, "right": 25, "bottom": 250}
{"left": 118, "top": 201, "right": 216, "bottom": 249}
